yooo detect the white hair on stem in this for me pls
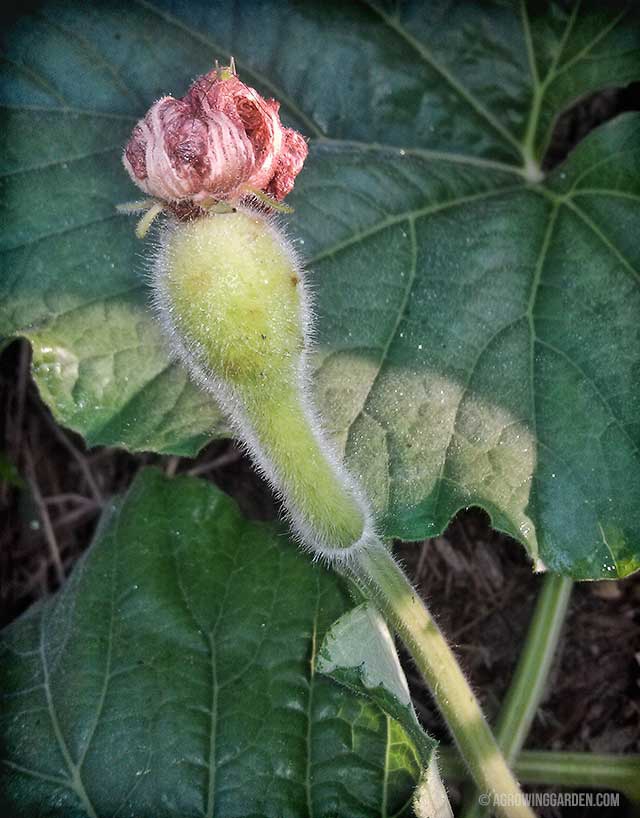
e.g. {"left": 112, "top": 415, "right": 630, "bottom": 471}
{"left": 148, "top": 205, "right": 379, "bottom": 567}
{"left": 133, "top": 204, "right": 535, "bottom": 818}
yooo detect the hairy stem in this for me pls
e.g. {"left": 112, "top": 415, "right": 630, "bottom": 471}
{"left": 239, "top": 382, "right": 366, "bottom": 549}
{"left": 496, "top": 574, "right": 573, "bottom": 755}
{"left": 439, "top": 749, "right": 640, "bottom": 802}
{"left": 461, "top": 573, "right": 573, "bottom": 818}
{"left": 348, "top": 540, "right": 536, "bottom": 818}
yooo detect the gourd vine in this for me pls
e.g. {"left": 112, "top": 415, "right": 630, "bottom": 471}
{"left": 119, "top": 61, "right": 537, "bottom": 818}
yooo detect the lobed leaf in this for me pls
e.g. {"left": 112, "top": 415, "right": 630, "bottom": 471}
{"left": 0, "top": 469, "right": 430, "bottom": 817}
{"left": 1, "top": 1, "right": 639, "bottom": 577}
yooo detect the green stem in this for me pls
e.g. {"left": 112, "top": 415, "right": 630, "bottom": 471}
{"left": 439, "top": 749, "right": 640, "bottom": 802}
{"left": 461, "top": 574, "right": 573, "bottom": 818}
{"left": 496, "top": 574, "right": 573, "bottom": 757}
{"left": 349, "top": 540, "right": 536, "bottom": 818}
{"left": 242, "top": 382, "right": 366, "bottom": 548}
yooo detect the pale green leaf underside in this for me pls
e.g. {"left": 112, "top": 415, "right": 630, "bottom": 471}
{"left": 318, "top": 602, "right": 435, "bottom": 765}
{"left": 1, "top": 1, "right": 639, "bottom": 578}
{"left": 318, "top": 603, "right": 452, "bottom": 818}
{"left": 0, "top": 469, "right": 424, "bottom": 817}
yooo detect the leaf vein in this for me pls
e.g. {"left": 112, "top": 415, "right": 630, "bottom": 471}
{"left": 308, "top": 186, "right": 522, "bottom": 266}
{"left": 133, "top": 0, "right": 326, "bottom": 138}
{"left": 39, "top": 614, "right": 99, "bottom": 817}
{"left": 553, "top": 8, "right": 629, "bottom": 78}
{"left": 525, "top": 203, "right": 560, "bottom": 562}
{"left": 5, "top": 212, "right": 123, "bottom": 253}
{"left": 360, "top": 0, "right": 523, "bottom": 155}
{"left": 1, "top": 145, "right": 123, "bottom": 178}
{"left": 36, "top": 11, "right": 146, "bottom": 110}
{"left": 430, "top": 315, "right": 530, "bottom": 524}
{"left": 535, "top": 337, "right": 639, "bottom": 457}
{"left": 564, "top": 199, "right": 640, "bottom": 285}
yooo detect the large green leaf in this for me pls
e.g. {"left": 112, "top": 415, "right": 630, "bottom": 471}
{"left": 1, "top": 1, "right": 639, "bottom": 578}
{"left": 0, "top": 469, "right": 430, "bottom": 817}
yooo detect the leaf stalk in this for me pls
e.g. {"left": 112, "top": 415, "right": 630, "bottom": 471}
{"left": 438, "top": 749, "right": 640, "bottom": 803}
{"left": 460, "top": 573, "right": 573, "bottom": 818}
{"left": 348, "top": 539, "right": 536, "bottom": 818}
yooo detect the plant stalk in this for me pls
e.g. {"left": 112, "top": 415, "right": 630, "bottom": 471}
{"left": 461, "top": 573, "right": 573, "bottom": 818}
{"left": 438, "top": 749, "right": 640, "bottom": 802}
{"left": 349, "top": 540, "right": 536, "bottom": 818}
{"left": 495, "top": 574, "right": 573, "bottom": 756}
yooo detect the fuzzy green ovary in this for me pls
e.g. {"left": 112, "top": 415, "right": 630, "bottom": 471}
{"left": 165, "top": 211, "right": 365, "bottom": 549}
{"left": 166, "top": 211, "right": 303, "bottom": 386}
{"left": 244, "top": 383, "right": 365, "bottom": 548}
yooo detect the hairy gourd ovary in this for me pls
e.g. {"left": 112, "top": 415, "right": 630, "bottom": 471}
{"left": 153, "top": 207, "right": 375, "bottom": 561}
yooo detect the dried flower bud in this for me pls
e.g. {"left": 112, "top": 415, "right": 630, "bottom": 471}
{"left": 123, "top": 66, "right": 308, "bottom": 206}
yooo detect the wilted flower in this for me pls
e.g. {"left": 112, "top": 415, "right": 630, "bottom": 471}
{"left": 123, "top": 64, "right": 308, "bottom": 207}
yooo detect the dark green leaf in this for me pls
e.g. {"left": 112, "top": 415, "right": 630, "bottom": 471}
{"left": 1, "top": 1, "right": 639, "bottom": 577}
{"left": 317, "top": 602, "right": 452, "bottom": 818}
{"left": 0, "top": 469, "right": 428, "bottom": 817}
